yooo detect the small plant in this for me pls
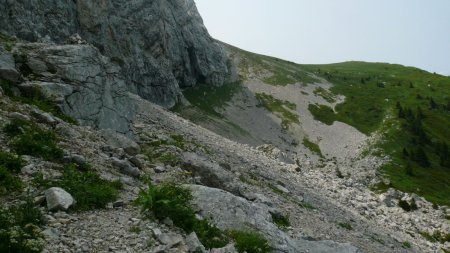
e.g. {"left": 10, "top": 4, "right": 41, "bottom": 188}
{"left": 227, "top": 230, "right": 271, "bottom": 253}
{"left": 0, "top": 151, "right": 25, "bottom": 195}
{"left": 135, "top": 182, "right": 229, "bottom": 249}
{"left": 338, "top": 222, "right": 353, "bottom": 230}
{"left": 35, "top": 164, "right": 121, "bottom": 211}
{"left": 4, "top": 119, "right": 64, "bottom": 161}
{"left": 271, "top": 213, "right": 290, "bottom": 229}
{"left": 302, "top": 137, "right": 324, "bottom": 158}
{"left": 402, "top": 241, "right": 412, "bottom": 249}
{"left": 170, "top": 134, "right": 186, "bottom": 149}
{"left": 129, "top": 225, "right": 141, "bottom": 234}
{"left": 398, "top": 199, "right": 418, "bottom": 212}
{"left": 0, "top": 197, "right": 45, "bottom": 253}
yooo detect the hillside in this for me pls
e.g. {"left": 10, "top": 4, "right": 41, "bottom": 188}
{"left": 176, "top": 43, "right": 450, "bottom": 207}
{"left": 0, "top": 1, "right": 449, "bottom": 253}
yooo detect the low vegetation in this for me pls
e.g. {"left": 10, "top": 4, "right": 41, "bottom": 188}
{"left": 338, "top": 222, "right": 353, "bottom": 230}
{"left": 302, "top": 62, "right": 450, "bottom": 206}
{"left": 419, "top": 230, "right": 450, "bottom": 244}
{"left": 313, "top": 87, "right": 336, "bottom": 103}
{"left": 226, "top": 44, "right": 317, "bottom": 86}
{"left": 178, "top": 81, "right": 242, "bottom": 118}
{"left": 402, "top": 241, "right": 412, "bottom": 249}
{"left": 34, "top": 163, "right": 121, "bottom": 211}
{"left": 0, "top": 198, "right": 45, "bottom": 253}
{"left": 0, "top": 151, "right": 25, "bottom": 195}
{"left": 256, "top": 92, "right": 299, "bottom": 130}
{"left": 302, "top": 137, "right": 323, "bottom": 157}
{"left": 271, "top": 213, "right": 290, "bottom": 229}
{"left": 4, "top": 119, "right": 64, "bottom": 161}
{"left": 136, "top": 182, "right": 271, "bottom": 251}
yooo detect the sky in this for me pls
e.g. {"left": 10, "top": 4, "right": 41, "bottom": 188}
{"left": 194, "top": 0, "right": 450, "bottom": 76}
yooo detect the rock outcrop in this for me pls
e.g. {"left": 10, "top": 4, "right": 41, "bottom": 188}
{"left": 0, "top": 0, "right": 233, "bottom": 108}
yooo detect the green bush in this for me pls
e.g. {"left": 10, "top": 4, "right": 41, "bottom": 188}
{"left": 36, "top": 164, "right": 121, "bottom": 211}
{"left": 0, "top": 151, "right": 24, "bottom": 173}
{"left": 0, "top": 151, "right": 25, "bottom": 195}
{"left": 0, "top": 165, "right": 23, "bottom": 194}
{"left": 338, "top": 222, "right": 353, "bottom": 230}
{"left": 135, "top": 183, "right": 229, "bottom": 249}
{"left": 271, "top": 213, "right": 290, "bottom": 229}
{"left": 4, "top": 119, "right": 64, "bottom": 161}
{"left": 227, "top": 230, "right": 271, "bottom": 253}
{"left": 0, "top": 198, "right": 45, "bottom": 253}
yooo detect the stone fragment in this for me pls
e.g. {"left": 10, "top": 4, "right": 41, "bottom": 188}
{"left": 111, "top": 157, "right": 141, "bottom": 178}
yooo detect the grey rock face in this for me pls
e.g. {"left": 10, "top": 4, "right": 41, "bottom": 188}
{"left": 0, "top": 0, "right": 233, "bottom": 107}
{"left": 101, "top": 129, "right": 141, "bottom": 155}
{"left": 182, "top": 152, "right": 238, "bottom": 192}
{"left": 0, "top": 46, "right": 20, "bottom": 82}
{"left": 189, "top": 185, "right": 362, "bottom": 253}
{"left": 45, "top": 187, "right": 74, "bottom": 211}
{"left": 14, "top": 43, "right": 137, "bottom": 133}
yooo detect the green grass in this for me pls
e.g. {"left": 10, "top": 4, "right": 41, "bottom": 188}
{"left": 225, "top": 43, "right": 317, "bottom": 86}
{"left": 301, "top": 62, "right": 450, "bottom": 206}
{"left": 0, "top": 151, "right": 25, "bottom": 194}
{"left": 271, "top": 213, "right": 290, "bottom": 229}
{"left": 135, "top": 183, "right": 229, "bottom": 249}
{"left": 0, "top": 32, "right": 17, "bottom": 52}
{"left": 256, "top": 92, "right": 299, "bottom": 130}
{"left": 3, "top": 119, "right": 64, "bottom": 161}
{"left": 35, "top": 164, "right": 121, "bottom": 211}
{"left": 303, "top": 137, "right": 324, "bottom": 157}
{"left": 402, "top": 241, "right": 412, "bottom": 249}
{"left": 338, "top": 222, "right": 353, "bottom": 230}
{"left": 308, "top": 104, "right": 336, "bottom": 125}
{"left": 227, "top": 230, "right": 272, "bottom": 253}
{"left": 0, "top": 198, "right": 45, "bottom": 253}
{"left": 179, "top": 81, "right": 242, "bottom": 118}
{"left": 314, "top": 87, "right": 336, "bottom": 103}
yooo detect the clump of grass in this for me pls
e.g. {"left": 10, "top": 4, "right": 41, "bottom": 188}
{"left": 129, "top": 226, "right": 141, "bottom": 234}
{"left": 35, "top": 164, "right": 121, "bottom": 211}
{"left": 146, "top": 150, "right": 179, "bottom": 166}
{"left": 419, "top": 230, "right": 450, "bottom": 244}
{"left": 227, "top": 230, "right": 271, "bottom": 253}
{"left": 256, "top": 92, "right": 299, "bottom": 130}
{"left": 135, "top": 182, "right": 229, "bottom": 249}
{"left": 271, "top": 213, "right": 290, "bottom": 229}
{"left": 180, "top": 81, "right": 242, "bottom": 117}
{"left": 0, "top": 151, "right": 25, "bottom": 195}
{"left": 308, "top": 104, "right": 336, "bottom": 125}
{"left": 402, "top": 241, "right": 412, "bottom": 249}
{"left": 398, "top": 199, "right": 418, "bottom": 212}
{"left": 302, "top": 137, "right": 323, "bottom": 157}
{"left": 338, "top": 222, "right": 353, "bottom": 230}
{"left": 0, "top": 198, "right": 45, "bottom": 253}
{"left": 170, "top": 134, "right": 186, "bottom": 149}
{"left": 313, "top": 87, "right": 336, "bottom": 103}
{"left": 3, "top": 119, "right": 64, "bottom": 161}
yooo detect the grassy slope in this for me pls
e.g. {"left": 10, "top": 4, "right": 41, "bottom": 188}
{"left": 302, "top": 62, "right": 450, "bottom": 205}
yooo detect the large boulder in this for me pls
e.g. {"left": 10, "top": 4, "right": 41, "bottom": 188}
{"left": 0, "top": 0, "right": 234, "bottom": 108}
{"left": 101, "top": 129, "right": 141, "bottom": 155}
{"left": 45, "top": 187, "right": 74, "bottom": 211}
{"left": 189, "top": 185, "right": 362, "bottom": 253}
{"left": 0, "top": 46, "right": 20, "bottom": 82}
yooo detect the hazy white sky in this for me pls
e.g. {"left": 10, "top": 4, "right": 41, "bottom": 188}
{"left": 194, "top": 0, "right": 450, "bottom": 75}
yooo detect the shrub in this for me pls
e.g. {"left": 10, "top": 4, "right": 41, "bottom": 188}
{"left": 227, "top": 230, "right": 271, "bottom": 253}
{"left": 402, "top": 241, "right": 412, "bottom": 248}
{"left": 271, "top": 213, "right": 290, "bottom": 229}
{"left": 338, "top": 222, "right": 353, "bottom": 230}
{"left": 135, "top": 183, "right": 229, "bottom": 249}
{"left": 0, "top": 151, "right": 24, "bottom": 173}
{"left": 0, "top": 165, "right": 23, "bottom": 194}
{"left": 0, "top": 198, "right": 45, "bottom": 253}
{"left": 0, "top": 151, "right": 25, "bottom": 195}
{"left": 4, "top": 119, "right": 64, "bottom": 161}
{"left": 36, "top": 164, "right": 121, "bottom": 211}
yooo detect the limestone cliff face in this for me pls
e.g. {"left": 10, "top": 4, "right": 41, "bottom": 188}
{"left": 0, "top": 0, "right": 232, "bottom": 107}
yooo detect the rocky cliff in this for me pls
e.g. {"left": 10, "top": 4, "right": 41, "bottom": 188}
{"left": 0, "top": 0, "right": 232, "bottom": 108}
